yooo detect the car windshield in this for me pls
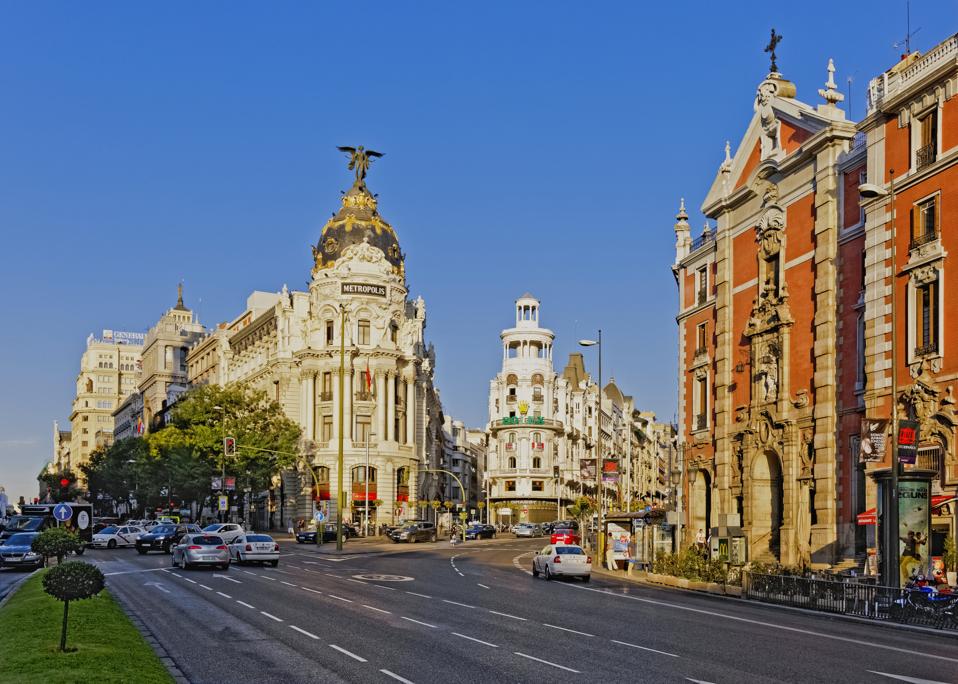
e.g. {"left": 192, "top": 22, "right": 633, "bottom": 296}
{"left": 247, "top": 535, "right": 273, "bottom": 542}
{"left": 7, "top": 518, "right": 42, "bottom": 531}
{"left": 202, "top": 525, "right": 222, "bottom": 532}
{"left": 192, "top": 536, "right": 224, "bottom": 546}
{"left": 152, "top": 525, "right": 176, "bottom": 535}
{"left": 98, "top": 526, "right": 118, "bottom": 535}
{"left": 555, "top": 546, "right": 585, "bottom": 555}
{"left": 5, "top": 533, "right": 38, "bottom": 546}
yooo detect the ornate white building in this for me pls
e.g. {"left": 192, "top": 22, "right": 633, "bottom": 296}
{"left": 186, "top": 152, "right": 444, "bottom": 527}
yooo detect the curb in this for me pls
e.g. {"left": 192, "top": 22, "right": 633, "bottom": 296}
{"left": 109, "top": 587, "right": 191, "bottom": 684}
{"left": 592, "top": 567, "right": 958, "bottom": 640}
{"left": 0, "top": 570, "right": 37, "bottom": 609}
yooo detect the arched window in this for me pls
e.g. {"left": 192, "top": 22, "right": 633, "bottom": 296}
{"left": 396, "top": 466, "right": 409, "bottom": 501}
{"left": 351, "top": 465, "right": 377, "bottom": 502}
{"left": 532, "top": 456, "right": 541, "bottom": 470}
{"left": 390, "top": 321, "right": 398, "bottom": 344}
{"left": 313, "top": 466, "right": 330, "bottom": 501}
{"left": 507, "top": 456, "right": 517, "bottom": 469}
{"left": 532, "top": 432, "right": 541, "bottom": 444}
{"left": 531, "top": 374, "right": 544, "bottom": 386}
{"left": 351, "top": 465, "right": 377, "bottom": 484}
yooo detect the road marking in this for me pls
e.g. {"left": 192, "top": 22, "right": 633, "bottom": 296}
{"left": 374, "top": 584, "right": 396, "bottom": 591}
{"left": 144, "top": 582, "right": 170, "bottom": 594}
{"left": 103, "top": 567, "right": 167, "bottom": 576}
{"left": 216, "top": 592, "right": 232, "bottom": 599}
{"left": 236, "top": 601, "right": 256, "bottom": 609}
{"left": 686, "top": 679, "right": 716, "bottom": 684}
{"left": 274, "top": 569, "right": 291, "bottom": 575}
{"left": 215, "top": 575, "right": 242, "bottom": 584}
{"left": 477, "top": 583, "right": 490, "bottom": 589}
{"left": 868, "top": 673, "right": 952, "bottom": 684}
{"left": 199, "top": 584, "right": 213, "bottom": 591}
{"left": 406, "top": 591, "right": 432, "bottom": 599}
{"left": 170, "top": 572, "right": 183, "bottom": 578}
{"left": 565, "top": 584, "right": 958, "bottom": 665}
{"left": 328, "top": 594, "right": 352, "bottom": 603}
{"left": 329, "top": 644, "right": 367, "bottom": 662}
{"left": 512, "top": 551, "right": 534, "bottom": 575}
{"left": 346, "top": 578, "right": 367, "bottom": 585}
{"left": 286, "top": 564, "right": 302, "bottom": 570}
{"left": 452, "top": 632, "right": 498, "bottom": 647}
{"left": 543, "top": 623, "right": 594, "bottom": 637}
{"left": 258, "top": 575, "right": 277, "bottom": 581}
{"left": 488, "top": 610, "right": 526, "bottom": 621}
{"left": 612, "top": 639, "right": 679, "bottom": 657}
{"left": 281, "top": 581, "right": 298, "bottom": 587}
{"left": 302, "top": 587, "right": 323, "bottom": 595}
{"left": 290, "top": 625, "right": 319, "bottom": 639}
{"left": 514, "top": 652, "right": 579, "bottom": 673}
{"left": 182, "top": 578, "right": 197, "bottom": 584}
{"left": 260, "top": 611, "right": 283, "bottom": 622}
{"left": 443, "top": 599, "right": 475, "bottom": 609}
{"left": 243, "top": 571, "right": 257, "bottom": 576}
{"left": 363, "top": 604, "right": 392, "bottom": 614}
{"left": 381, "top": 669, "right": 415, "bottom": 684}
{"left": 401, "top": 616, "right": 437, "bottom": 628}
{"left": 325, "top": 573, "right": 339, "bottom": 578}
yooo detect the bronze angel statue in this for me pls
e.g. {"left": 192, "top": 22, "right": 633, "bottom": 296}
{"left": 337, "top": 145, "right": 383, "bottom": 183}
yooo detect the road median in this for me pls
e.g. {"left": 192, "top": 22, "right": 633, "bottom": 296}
{"left": 0, "top": 569, "right": 172, "bottom": 684}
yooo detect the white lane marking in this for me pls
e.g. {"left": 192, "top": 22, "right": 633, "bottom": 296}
{"left": 543, "top": 623, "right": 594, "bottom": 637}
{"left": 144, "top": 582, "right": 170, "bottom": 594}
{"left": 170, "top": 572, "right": 183, "bottom": 578}
{"left": 868, "top": 673, "right": 952, "bottom": 684}
{"left": 512, "top": 551, "right": 534, "bottom": 575}
{"left": 443, "top": 599, "right": 475, "bottom": 609}
{"left": 258, "top": 575, "right": 277, "bottom": 581}
{"left": 243, "top": 571, "right": 257, "bottom": 576}
{"left": 214, "top": 574, "right": 242, "bottom": 584}
{"left": 686, "top": 679, "right": 716, "bottom": 684}
{"left": 274, "top": 569, "right": 291, "bottom": 575}
{"left": 406, "top": 591, "right": 432, "bottom": 599}
{"left": 216, "top": 591, "right": 232, "bottom": 599}
{"left": 302, "top": 587, "right": 323, "bottom": 595}
{"left": 260, "top": 611, "right": 283, "bottom": 622}
{"left": 363, "top": 604, "right": 392, "bottom": 614}
{"left": 104, "top": 567, "right": 167, "bottom": 576}
{"left": 237, "top": 601, "right": 256, "bottom": 609}
{"left": 457, "top": 572, "right": 464, "bottom": 577}
{"left": 451, "top": 632, "right": 498, "bottom": 648}
{"left": 290, "top": 625, "right": 319, "bottom": 639}
{"left": 381, "top": 669, "right": 415, "bottom": 684}
{"left": 565, "top": 584, "right": 958, "bottom": 664}
{"left": 477, "top": 583, "right": 490, "bottom": 589}
{"left": 281, "top": 581, "right": 298, "bottom": 587}
{"left": 346, "top": 578, "right": 367, "bottom": 585}
{"left": 182, "top": 578, "right": 197, "bottom": 584}
{"left": 401, "top": 616, "right": 437, "bottom": 628}
{"left": 612, "top": 639, "right": 679, "bottom": 658}
{"left": 329, "top": 644, "right": 367, "bottom": 662}
{"left": 514, "top": 652, "right": 580, "bottom": 673}
{"left": 286, "top": 565, "right": 302, "bottom": 570}
{"left": 328, "top": 594, "right": 352, "bottom": 603}
{"left": 489, "top": 610, "right": 526, "bottom": 621}
{"left": 199, "top": 584, "right": 213, "bottom": 591}
{"left": 374, "top": 584, "right": 396, "bottom": 591}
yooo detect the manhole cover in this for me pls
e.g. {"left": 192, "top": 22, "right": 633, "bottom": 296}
{"left": 352, "top": 574, "right": 414, "bottom": 582}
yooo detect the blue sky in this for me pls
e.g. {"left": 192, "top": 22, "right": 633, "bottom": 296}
{"left": 1, "top": 1, "right": 955, "bottom": 503}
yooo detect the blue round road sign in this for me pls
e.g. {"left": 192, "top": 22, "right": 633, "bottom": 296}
{"left": 53, "top": 503, "right": 72, "bottom": 522}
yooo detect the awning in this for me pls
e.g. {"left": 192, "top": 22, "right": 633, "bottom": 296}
{"left": 857, "top": 494, "right": 956, "bottom": 526}
{"left": 857, "top": 509, "right": 876, "bottom": 526}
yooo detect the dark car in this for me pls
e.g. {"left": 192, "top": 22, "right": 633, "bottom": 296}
{"left": 135, "top": 524, "right": 201, "bottom": 554}
{"left": 0, "top": 532, "right": 44, "bottom": 570}
{"left": 464, "top": 524, "right": 496, "bottom": 540}
{"left": 0, "top": 515, "right": 50, "bottom": 543}
{"left": 388, "top": 521, "right": 437, "bottom": 543}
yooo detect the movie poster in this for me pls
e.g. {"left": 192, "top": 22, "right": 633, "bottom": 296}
{"left": 859, "top": 418, "right": 888, "bottom": 463}
{"left": 602, "top": 458, "right": 619, "bottom": 483}
{"left": 898, "top": 480, "right": 930, "bottom": 585}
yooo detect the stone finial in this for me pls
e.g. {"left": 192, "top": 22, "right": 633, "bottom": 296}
{"left": 702, "top": 220, "right": 712, "bottom": 236}
{"left": 677, "top": 197, "right": 688, "bottom": 221}
{"left": 674, "top": 198, "right": 692, "bottom": 263}
{"left": 818, "top": 58, "right": 844, "bottom": 106}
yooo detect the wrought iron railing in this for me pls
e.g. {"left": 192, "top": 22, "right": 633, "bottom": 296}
{"left": 691, "top": 232, "right": 715, "bottom": 252}
{"left": 694, "top": 414, "right": 707, "bottom": 431}
{"left": 697, "top": 288, "right": 708, "bottom": 305}
{"left": 916, "top": 142, "right": 937, "bottom": 170}
{"left": 914, "top": 343, "right": 939, "bottom": 357}
{"left": 694, "top": 346, "right": 708, "bottom": 358}
{"left": 909, "top": 230, "right": 937, "bottom": 251}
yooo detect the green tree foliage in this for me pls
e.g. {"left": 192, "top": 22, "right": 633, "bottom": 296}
{"left": 37, "top": 468, "right": 78, "bottom": 503}
{"left": 32, "top": 528, "right": 83, "bottom": 563}
{"left": 81, "top": 438, "right": 146, "bottom": 507}
{"left": 42, "top": 562, "right": 105, "bottom": 651}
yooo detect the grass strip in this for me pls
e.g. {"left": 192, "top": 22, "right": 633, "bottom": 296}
{"left": 0, "top": 570, "right": 172, "bottom": 684}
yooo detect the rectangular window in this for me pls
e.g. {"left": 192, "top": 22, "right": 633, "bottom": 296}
{"left": 322, "top": 372, "right": 332, "bottom": 398}
{"left": 915, "top": 278, "right": 939, "bottom": 355}
{"left": 694, "top": 375, "right": 708, "bottom": 431}
{"left": 505, "top": 480, "right": 516, "bottom": 492}
{"left": 910, "top": 196, "right": 939, "bottom": 250}
{"left": 357, "top": 320, "right": 370, "bottom": 346}
{"left": 356, "top": 415, "right": 372, "bottom": 444}
{"left": 917, "top": 110, "right": 937, "bottom": 169}
{"left": 321, "top": 415, "right": 333, "bottom": 442}
{"left": 531, "top": 480, "right": 544, "bottom": 492}
{"left": 695, "top": 322, "right": 707, "bottom": 354}
{"left": 696, "top": 266, "right": 708, "bottom": 304}
{"left": 325, "top": 320, "right": 334, "bottom": 345}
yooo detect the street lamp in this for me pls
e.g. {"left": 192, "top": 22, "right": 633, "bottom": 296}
{"left": 364, "top": 430, "right": 376, "bottom": 537}
{"left": 860, "top": 171, "right": 900, "bottom": 587}
{"left": 579, "top": 332, "right": 604, "bottom": 556}
{"left": 213, "top": 405, "right": 226, "bottom": 523}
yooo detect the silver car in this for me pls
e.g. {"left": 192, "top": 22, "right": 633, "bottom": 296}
{"left": 171, "top": 534, "right": 230, "bottom": 570}
{"left": 514, "top": 523, "right": 543, "bottom": 538}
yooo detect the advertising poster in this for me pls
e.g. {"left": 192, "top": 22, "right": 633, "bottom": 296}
{"left": 898, "top": 480, "right": 930, "bottom": 585}
{"left": 579, "top": 458, "right": 597, "bottom": 480}
{"left": 859, "top": 418, "right": 888, "bottom": 463}
{"left": 602, "top": 458, "right": 619, "bottom": 483}
{"left": 607, "top": 522, "right": 631, "bottom": 560}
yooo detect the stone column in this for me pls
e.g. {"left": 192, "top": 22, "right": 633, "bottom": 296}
{"left": 387, "top": 372, "right": 396, "bottom": 442}
{"left": 406, "top": 376, "right": 416, "bottom": 445}
{"left": 299, "top": 372, "right": 309, "bottom": 429}
{"left": 344, "top": 360, "right": 353, "bottom": 441}
{"left": 376, "top": 371, "right": 387, "bottom": 439}
{"left": 307, "top": 372, "right": 316, "bottom": 441}
{"left": 331, "top": 367, "right": 340, "bottom": 441}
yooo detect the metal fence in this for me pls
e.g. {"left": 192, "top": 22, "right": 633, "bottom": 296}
{"left": 745, "top": 573, "right": 958, "bottom": 631}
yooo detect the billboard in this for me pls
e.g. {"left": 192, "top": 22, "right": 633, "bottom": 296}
{"left": 602, "top": 458, "right": 619, "bottom": 483}
{"left": 859, "top": 418, "right": 888, "bottom": 463}
{"left": 898, "top": 480, "right": 930, "bottom": 584}
{"left": 102, "top": 329, "right": 146, "bottom": 345}
{"left": 579, "top": 458, "right": 596, "bottom": 481}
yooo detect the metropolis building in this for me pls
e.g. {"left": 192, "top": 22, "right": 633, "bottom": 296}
{"left": 187, "top": 152, "right": 445, "bottom": 527}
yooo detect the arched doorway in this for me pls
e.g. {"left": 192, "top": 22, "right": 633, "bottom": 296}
{"left": 750, "top": 451, "right": 783, "bottom": 561}
{"left": 690, "top": 470, "right": 711, "bottom": 543}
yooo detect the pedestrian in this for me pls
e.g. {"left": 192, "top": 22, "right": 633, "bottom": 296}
{"left": 287, "top": 518, "right": 295, "bottom": 536}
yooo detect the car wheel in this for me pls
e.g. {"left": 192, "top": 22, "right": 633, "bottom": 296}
{"left": 270, "top": 560, "right": 279, "bottom": 567}
{"left": 137, "top": 548, "right": 147, "bottom": 555}
{"left": 107, "top": 539, "right": 117, "bottom": 550}
{"left": 582, "top": 575, "right": 591, "bottom": 583}
{"left": 544, "top": 567, "right": 552, "bottom": 581}
{"left": 74, "top": 546, "right": 85, "bottom": 556}
{"left": 532, "top": 563, "right": 539, "bottom": 577}
{"left": 430, "top": 534, "right": 437, "bottom": 543}
{"left": 171, "top": 554, "right": 177, "bottom": 567}
{"left": 220, "top": 563, "right": 229, "bottom": 571}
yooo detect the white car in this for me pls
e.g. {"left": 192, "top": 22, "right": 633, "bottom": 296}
{"left": 92, "top": 525, "right": 146, "bottom": 549}
{"left": 228, "top": 534, "right": 280, "bottom": 566}
{"left": 532, "top": 544, "right": 592, "bottom": 582}
{"left": 203, "top": 523, "right": 246, "bottom": 544}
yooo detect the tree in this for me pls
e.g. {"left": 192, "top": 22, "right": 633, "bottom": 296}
{"left": 32, "top": 528, "right": 83, "bottom": 564}
{"left": 38, "top": 468, "right": 78, "bottom": 503}
{"left": 42, "top": 561, "right": 105, "bottom": 652}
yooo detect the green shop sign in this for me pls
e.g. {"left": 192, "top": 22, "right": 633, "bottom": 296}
{"left": 501, "top": 416, "right": 545, "bottom": 425}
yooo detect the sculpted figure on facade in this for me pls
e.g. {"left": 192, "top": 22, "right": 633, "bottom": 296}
{"left": 755, "top": 80, "right": 782, "bottom": 159}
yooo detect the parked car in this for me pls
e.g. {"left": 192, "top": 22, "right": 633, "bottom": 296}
{"left": 465, "top": 524, "right": 497, "bottom": 540}
{"left": 540, "top": 522, "right": 555, "bottom": 534}
{"left": 388, "top": 521, "right": 437, "bottom": 543}
{"left": 92, "top": 517, "right": 121, "bottom": 534}
{"left": 202, "top": 523, "right": 245, "bottom": 544}
{"left": 229, "top": 534, "right": 280, "bottom": 566}
{"left": 0, "top": 532, "right": 44, "bottom": 570}
{"left": 136, "top": 523, "right": 201, "bottom": 554}
{"left": 550, "top": 521, "right": 581, "bottom": 545}
{"left": 532, "top": 544, "right": 591, "bottom": 581}
{"left": 296, "top": 523, "right": 340, "bottom": 544}
{"left": 514, "top": 523, "right": 543, "bottom": 538}
{"left": 171, "top": 534, "right": 230, "bottom": 570}
{"left": 92, "top": 525, "right": 146, "bottom": 549}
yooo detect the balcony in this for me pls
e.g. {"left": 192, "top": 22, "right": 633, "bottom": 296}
{"left": 694, "top": 414, "right": 707, "bottom": 432}
{"left": 532, "top": 442, "right": 544, "bottom": 450}
{"left": 694, "top": 346, "right": 708, "bottom": 358}
{"left": 505, "top": 443, "right": 515, "bottom": 451}
{"left": 319, "top": 391, "right": 333, "bottom": 402}
{"left": 914, "top": 343, "right": 939, "bottom": 358}
{"left": 909, "top": 230, "right": 937, "bottom": 251}
{"left": 355, "top": 390, "right": 374, "bottom": 402}
{"left": 493, "top": 417, "right": 562, "bottom": 429}
{"left": 697, "top": 288, "right": 708, "bottom": 305}
{"left": 916, "top": 143, "right": 937, "bottom": 170}
{"left": 691, "top": 232, "right": 715, "bottom": 253}
{"left": 532, "top": 393, "right": 544, "bottom": 403}
{"left": 396, "top": 484, "right": 409, "bottom": 502}
{"left": 506, "top": 395, "right": 517, "bottom": 404}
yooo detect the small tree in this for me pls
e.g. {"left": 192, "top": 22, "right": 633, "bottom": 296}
{"left": 372, "top": 499, "right": 384, "bottom": 531}
{"left": 33, "top": 528, "right": 83, "bottom": 564}
{"left": 42, "top": 561, "right": 105, "bottom": 651}
{"left": 944, "top": 534, "right": 957, "bottom": 573}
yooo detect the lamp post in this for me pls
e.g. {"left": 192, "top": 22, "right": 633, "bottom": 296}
{"left": 213, "top": 404, "right": 227, "bottom": 523}
{"left": 860, "top": 170, "right": 900, "bottom": 586}
{"left": 364, "top": 430, "right": 375, "bottom": 537}
{"left": 336, "top": 304, "right": 347, "bottom": 551}
{"left": 579, "top": 332, "right": 603, "bottom": 556}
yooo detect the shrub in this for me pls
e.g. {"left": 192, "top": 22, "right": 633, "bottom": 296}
{"left": 42, "top": 561, "right": 105, "bottom": 652}
{"left": 32, "top": 528, "right": 83, "bottom": 563}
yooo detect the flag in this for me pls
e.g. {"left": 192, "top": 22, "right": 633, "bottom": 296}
{"left": 365, "top": 359, "right": 372, "bottom": 393}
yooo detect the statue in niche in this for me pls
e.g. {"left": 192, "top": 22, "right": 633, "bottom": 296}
{"left": 757, "top": 351, "right": 779, "bottom": 403}
{"left": 755, "top": 81, "right": 781, "bottom": 158}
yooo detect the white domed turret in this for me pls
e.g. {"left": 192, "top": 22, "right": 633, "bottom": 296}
{"left": 501, "top": 293, "right": 554, "bottom": 371}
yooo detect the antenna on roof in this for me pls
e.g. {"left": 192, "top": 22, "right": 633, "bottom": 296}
{"left": 893, "top": 0, "right": 921, "bottom": 56}
{"left": 846, "top": 76, "right": 853, "bottom": 118}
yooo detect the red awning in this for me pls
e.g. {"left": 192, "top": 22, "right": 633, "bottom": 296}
{"left": 857, "top": 495, "right": 955, "bottom": 526}
{"left": 857, "top": 509, "right": 876, "bottom": 526}
{"left": 932, "top": 494, "right": 955, "bottom": 510}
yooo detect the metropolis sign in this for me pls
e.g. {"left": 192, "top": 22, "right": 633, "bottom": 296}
{"left": 342, "top": 283, "right": 387, "bottom": 297}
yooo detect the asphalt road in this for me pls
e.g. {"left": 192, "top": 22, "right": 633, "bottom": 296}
{"left": 84, "top": 536, "right": 958, "bottom": 684}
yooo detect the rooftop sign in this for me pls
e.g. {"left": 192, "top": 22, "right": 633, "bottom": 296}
{"left": 342, "top": 283, "right": 387, "bottom": 298}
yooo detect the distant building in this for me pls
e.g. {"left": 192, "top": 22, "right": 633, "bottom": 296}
{"left": 113, "top": 391, "right": 144, "bottom": 441}
{"left": 440, "top": 416, "right": 485, "bottom": 514}
{"left": 52, "top": 421, "right": 71, "bottom": 473}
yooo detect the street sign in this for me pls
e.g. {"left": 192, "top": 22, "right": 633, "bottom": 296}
{"left": 211, "top": 477, "right": 222, "bottom": 490}
{"left": 225, "top": 476, "right": 236, "bottom": 491}
{"left": 314, "top": 511, "right": 326, "bottom": 522}
{"left": 218, "top": 495, "right": 229, "bottom": 512}
{"left": 897, "top": 420, "right": 920, "bottom": 465}
{"left": 52, "top": 503, "right": 72, "bottom": 522}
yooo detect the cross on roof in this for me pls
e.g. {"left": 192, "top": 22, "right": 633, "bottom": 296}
{"left": 764, "top": 28, "right": 783, "bottom": 73}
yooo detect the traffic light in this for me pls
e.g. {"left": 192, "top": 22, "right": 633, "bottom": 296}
{"left": 224, "top": 436, "right": 236, "bottom": 456}
{"left": 58, "top": 476, "right": 72, "bottom": 501}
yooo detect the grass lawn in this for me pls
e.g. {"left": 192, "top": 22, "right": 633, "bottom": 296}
{"left": 0, "top": 570, "right": 172, "bottom": 684}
